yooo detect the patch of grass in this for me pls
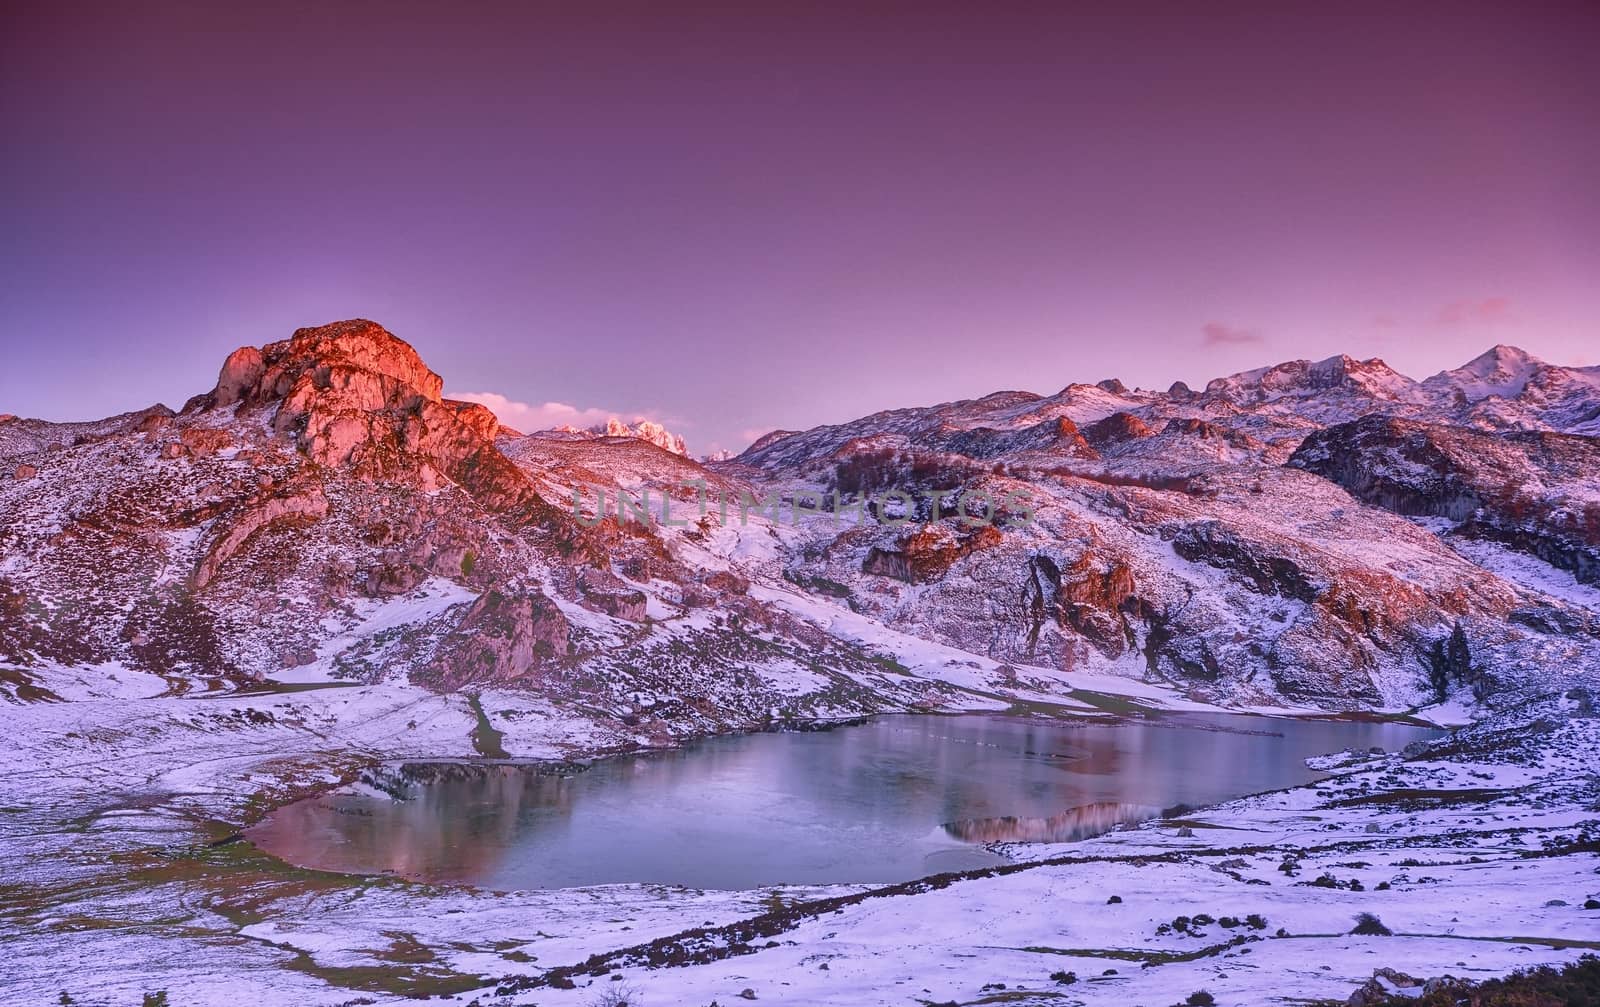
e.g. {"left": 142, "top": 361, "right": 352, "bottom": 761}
{"left": 467, "top": 692, "right": 510, "bottom": 759}
{"left": 1330, "top": 787, "right": 1509, "bottom": 809}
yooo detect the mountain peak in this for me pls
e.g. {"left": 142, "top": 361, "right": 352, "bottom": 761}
{"left": 1424, "top": 344, "right": 1546, "bottom": 401}
{"left": 1205, "top": 353, "right": 1415, "bottom": 402}
{"left": 207, "top": 319, "right": 443, "bottom": 410}
{"left": 549, "top": 418, "right": 689, "bottom": 456}
{"left": 1462, "top": 343, "right": 1542, "bottom": 373}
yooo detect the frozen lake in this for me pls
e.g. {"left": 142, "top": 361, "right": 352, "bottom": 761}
{"left": 250, "top": 712, "right": 1440, "bottom": 890}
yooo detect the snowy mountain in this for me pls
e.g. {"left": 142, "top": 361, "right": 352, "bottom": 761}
{"left": 542, "top": 417, "right": 690, "bottom": 456}
{"left": 1423, "top": 344, "right": 1600, "bottom": 435}
{"left": 3, "top": 323, "right": 1598, "bottom": 716}
{"left": 7, "top": 321, "right": 1600, "bottom": 1007}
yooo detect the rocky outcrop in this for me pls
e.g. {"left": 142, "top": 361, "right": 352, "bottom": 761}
{"left": 1020, "top": 552, "right": 1144, "bottom": 659}
{"left": 195, "top": 320, "right": 560, "bottom": 526}
{"left": 427, "top": 588, "right": 570, "bottom": 689}
{"left": 862, "top": 524, "right": 1003, "bottom": 584}
{"left": 364, "top": 560, "right": 424, "bottom": 597}
{"left": 577, "top": 567, "right": 649, "bottom": 622}
{"left": 193, "top": 487, "right": 329, "bottom": 590}
{"left": 552, "top": 418, "right": 688, "bottom": 456}
{"left": 212, "top": 346, "right": 266, "bottom": 407}
{"left": 1082, "top": 411, "right": 1154, "bottom": 447}
{"left": 1292, "top": 415, "right": 1600, "bottom": 583}
{"left": 1171, "top": 522, "right": 1318, "bottom": 601}
{"left": 1289, "top": 416, "right": 1485, "bottom": 520}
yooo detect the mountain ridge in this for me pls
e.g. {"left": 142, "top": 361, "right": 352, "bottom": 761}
{"left": 3, "top": 321, "right": 1597, "bottom": 719}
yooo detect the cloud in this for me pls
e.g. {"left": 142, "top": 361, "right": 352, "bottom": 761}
{"left": 1200, "top": 322, "right": 1263, "bottom": 347}
{"left": 1436, "top": 297, "right": 1511, "bottom": 325}
{"left": 450, "top": 391, "right": 653, "bottom": 433}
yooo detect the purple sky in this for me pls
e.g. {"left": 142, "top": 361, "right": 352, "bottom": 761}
{"left": 3, "top": 3, "right": 1596, "bottom": 454}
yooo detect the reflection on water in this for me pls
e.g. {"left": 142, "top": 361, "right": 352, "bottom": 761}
{"left": 249, "top": 712, "right": 1439, "bottom": 890}
{"left": 943, "top": 800, "right": 1158, "bottom": 843}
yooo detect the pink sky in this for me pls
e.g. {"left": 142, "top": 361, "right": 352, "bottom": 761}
{"left": 2, "top": 3, "right": 1596, "bottom": 454}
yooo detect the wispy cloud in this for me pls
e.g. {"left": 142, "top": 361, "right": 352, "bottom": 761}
{"left": 1200, "top": 322, "right": 1263, "bottom": 347}
{"left": 450, "top": 391, "right": 659, "bottom": 433}
{"left": 1436, "top": 297, "right": 1511, "bottom": 325}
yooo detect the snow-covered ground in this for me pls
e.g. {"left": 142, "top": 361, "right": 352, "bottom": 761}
{"left": 3, "top": 655, "right": 1596, "bottom": 1006}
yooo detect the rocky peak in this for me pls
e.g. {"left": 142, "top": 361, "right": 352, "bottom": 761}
{"left": 207, "top": 319, "right": 444, "bottom": 411}
{"left": 1204, "top": 354, "right": 1416, "bottom": 402}
{"left": 551, "top": 418, "right": 689, "bottom": 456}
{"left": 745, "top": 429, "right": 798, "bottom": 453}
{"left": 603, "top": 418, "right": 687, "bottom": 456}
{"left": 187, "top": 321, "right": 552, "bottom": 523}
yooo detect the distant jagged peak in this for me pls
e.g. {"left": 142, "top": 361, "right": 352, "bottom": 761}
{"left": 1052, "top": 379, "right": 1141, "bottom": 400}
{"left": 1204, "top": 353, "right": 1416, "bottom": 401}
{"left": 547, "top": 417, "right": 689, "bottom": 456}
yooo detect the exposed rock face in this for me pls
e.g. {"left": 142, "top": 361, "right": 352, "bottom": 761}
{"left": 1289, "top": 416, "right": 1485, "bottom": 520}
{"left": 197, "top": 319, "right": 557, "bottom": 522}
{"left": 936, "top": 416, "right": 1099, "bottom": 460}
{"left": 1291, "top": 415, "right": 1600, "bottom": 583}
{"left": 212, "top": 346, "right": 265, "bottom": 407}
{"left": 1020, "top": 552, "right": 1144, "bottom": 658}
{"left": 177, "top": 427, "right": 233, "bottom": 458}
{"left": 427, "top": 588, "right": 570, "bottom": 689}
{"left": 1082, "top": 411, "right": 1154, "bottom": 447}
{"left": 193, "top": 487, "right": 329, "bottom": 590}
{"left": 12, "top": 463, "right": 37, "bottom": 480}
{"left": 551, "top": 418, "right": 689, "bottom": 456}
{"left": 862, "top": 524, "right": 1002, "bottom": 584}
{"left": 365, "top": 561, "right": 424, "bottom": 597}
{"left": 240, "top": 319, "right": 446, "bottom": 406}
{"left": 577, "top": 567, "right": 649, "bottom": 621}
{"left": 1172, "top": 522, "right": 1318, "bottom": 601}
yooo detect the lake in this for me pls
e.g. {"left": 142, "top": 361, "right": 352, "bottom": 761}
{"left": 249, "top": 712, "right": 1439, "bottom": 890}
